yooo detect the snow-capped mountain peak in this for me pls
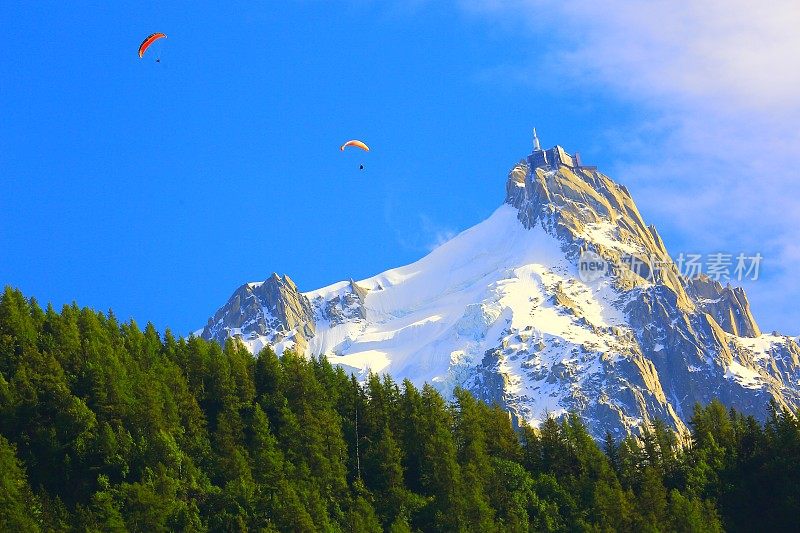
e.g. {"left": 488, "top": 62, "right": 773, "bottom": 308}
{"left": 199, "top": 141, "right": 800, "bottom": 438}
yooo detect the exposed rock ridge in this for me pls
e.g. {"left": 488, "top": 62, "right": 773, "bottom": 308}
{"left": 686, "top": 276, "right": 760, "bottom": 337}
{"left": 506, "top": 161, "right": 690, "bottom": 307}
{"left": 314, "top": 279, "right": 369, "bottom": 326}
{"left": 201, "top": 273, "right": 315, "bottom": 352}
{"left": 501, "top": 155, "right": 798, "bottom": 431}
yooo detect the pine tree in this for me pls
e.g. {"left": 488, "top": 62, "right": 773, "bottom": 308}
{"left": 453, "top": 388, "right": 496, "bottom": 531}
{"left": 0, "top": 434, "right": 40, "bottom": 532}
{"left": 416, "top": 384, "right": 465, "bottom": 531}
{"left": 634, "top": 465, "right": 668, "bottom": 530}
{"left": 363, "top": 425, "right": 415, "bottom": 528}
{"left": 667, "top": 489, "right": 722, "bottom": 533}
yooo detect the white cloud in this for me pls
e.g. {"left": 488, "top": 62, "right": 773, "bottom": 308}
{"left": 419, "top": 214, "right": 457, "bottom": 252}
{"left": 460, "top": 0, "right": 800, "bottom": 333}
{"left": 383, "top": 194, "right": 457, "bottom": 253}
{"left": 462, "top": 0, "right": 800, "bottom": 110}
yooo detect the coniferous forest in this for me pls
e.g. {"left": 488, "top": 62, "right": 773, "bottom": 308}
{"left": 1, "top": 286, "right": 799, "bottom": 532}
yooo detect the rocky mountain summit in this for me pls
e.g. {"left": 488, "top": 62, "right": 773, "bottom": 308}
{"left": 199, "top": 140, "right": 800, "bottom": 439}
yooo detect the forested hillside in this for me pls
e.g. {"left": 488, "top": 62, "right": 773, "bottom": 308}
{"left": 1, "top": 287, "right": 798, "bottom": 532}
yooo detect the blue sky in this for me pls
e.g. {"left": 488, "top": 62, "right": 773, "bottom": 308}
{"left": 2, "top": 1, "right": 798, "bottom": 335}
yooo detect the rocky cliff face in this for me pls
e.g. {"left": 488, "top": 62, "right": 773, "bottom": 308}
{"left": 200, "top": 147, "right": 800, "bottom": 439}
{"left": 686, "top": 276, "right": 760, "bottom": 338}
{"left": 201, "top": 273, "right": 315, "bottom": 354}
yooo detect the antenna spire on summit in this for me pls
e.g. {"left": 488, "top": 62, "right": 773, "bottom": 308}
{"left": 532, "top": 128, "right": 541, "bottom": 151}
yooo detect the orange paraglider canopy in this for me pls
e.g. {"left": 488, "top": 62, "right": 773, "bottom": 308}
{"left": 340, "top": 140, "right": 370, "bottom": 152}
{"left": 138, "top": 33, "right": 167, "bottom": 58}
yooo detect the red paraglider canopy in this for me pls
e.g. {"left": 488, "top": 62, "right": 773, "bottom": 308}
{"left": 138, "top": 33, "right": 167, "bottom": 58}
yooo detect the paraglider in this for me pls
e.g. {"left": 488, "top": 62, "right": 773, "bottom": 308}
{"left": 340, "top": 140, "right": 369, "bottom": 152}
{"left": 138, "top": 33, "right": 167, "bottom": 59}
{"left": 340, "top": 140, "right": 369, "bottom": 170}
